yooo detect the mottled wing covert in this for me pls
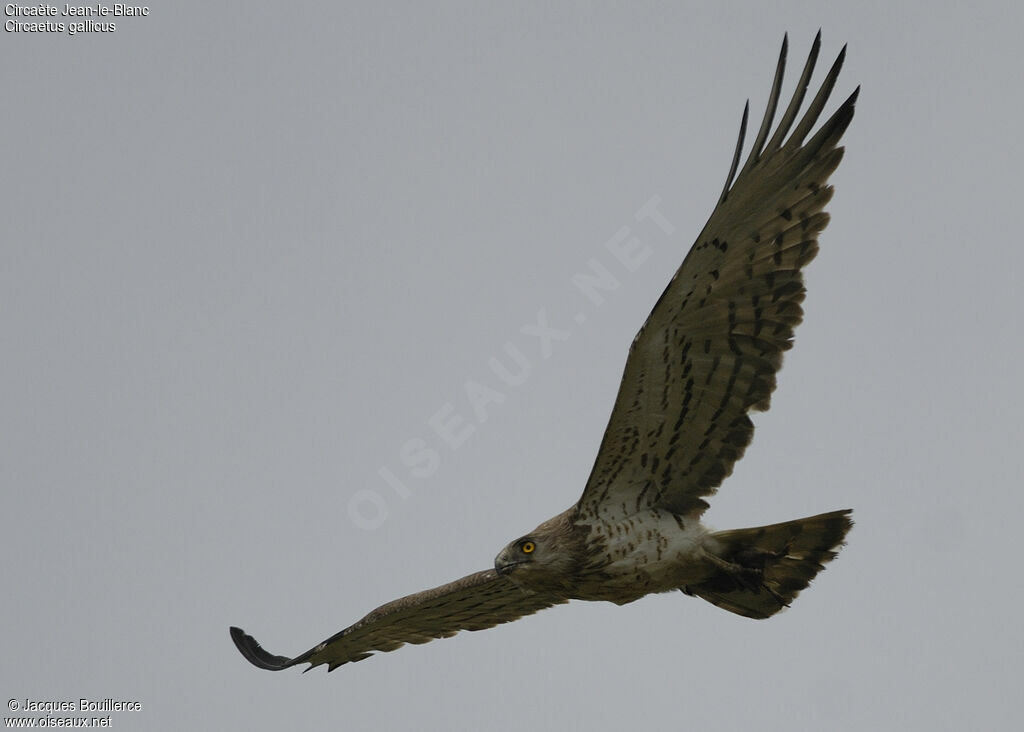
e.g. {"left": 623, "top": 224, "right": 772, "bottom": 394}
{"left": 231, "top": 569, "right": 564, "bottom": 672}
{"left": 576, "top": 34, "right": 858, "bottom": 523}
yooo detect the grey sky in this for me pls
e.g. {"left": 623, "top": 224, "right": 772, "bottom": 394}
{"left": 3, "top": 2, "right": 1022, "bottom": 730}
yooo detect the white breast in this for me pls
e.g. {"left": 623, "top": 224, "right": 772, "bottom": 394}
{"left": 577, "top": 510, "right": 713, "bottom": 604}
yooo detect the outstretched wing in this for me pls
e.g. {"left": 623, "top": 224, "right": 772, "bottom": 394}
{"left": 576, "top": 33, "right": 858, "bottom": 524}
{"left": 231, "top": 569, "right": 565, "bottom": 672}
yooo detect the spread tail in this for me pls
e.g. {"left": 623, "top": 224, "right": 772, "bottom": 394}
{"left": 686, "top": 509, "right": 853, "bottom": 619}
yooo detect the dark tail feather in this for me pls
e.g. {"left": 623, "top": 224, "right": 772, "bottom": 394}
{"left": 686, "top": 509, "right": 853, "bottom": 619}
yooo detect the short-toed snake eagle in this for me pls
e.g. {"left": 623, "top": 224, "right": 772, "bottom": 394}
{"left": 231, "top": 32, "right": 857, "bottom": 674}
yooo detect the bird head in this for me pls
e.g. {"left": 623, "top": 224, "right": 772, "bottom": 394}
{"left": 494, "top": 536, "right": 540, "bottom": 577}
{"left": 494, "top": 511, "right": 586, "bottom": 594}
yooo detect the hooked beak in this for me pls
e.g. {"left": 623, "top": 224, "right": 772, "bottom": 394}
{"left": 494, "top": 548, "right": 524, "bottom": 576}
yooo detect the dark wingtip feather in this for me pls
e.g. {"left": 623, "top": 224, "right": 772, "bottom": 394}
{"left": 719, "top": 100, "right": 749, "bottom": 204}
{"left": 795, "top": 43, "right": 846, "bottom": 140}
{"left": 798, "top": 82, "right": 859, "bottom": 165}
{"left": 738, "top": 35, "right": 788, "bottom": 179}
{"left": 764, "top": 33, "right": 822, "bottom": 152}
{"left": 834, "top": 44, "right": 848, "bottom": 73}
{"left": 230, "top": 626, "right": 295, "bottom": 671}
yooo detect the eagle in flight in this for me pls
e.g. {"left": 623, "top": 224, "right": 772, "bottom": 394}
{"left": 231, "top": 32, "right": 857, "bottom": 674}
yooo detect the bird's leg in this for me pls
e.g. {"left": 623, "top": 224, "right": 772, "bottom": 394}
{"left": 698, "top": 547, "right": 788, "bottom": 605}
{"left": 698, "top": 549, "right": 765, "bottom": 592}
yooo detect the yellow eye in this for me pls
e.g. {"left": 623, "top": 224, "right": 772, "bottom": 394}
{"left": 521, "top": 541, "right": 535, "bottom": 554}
